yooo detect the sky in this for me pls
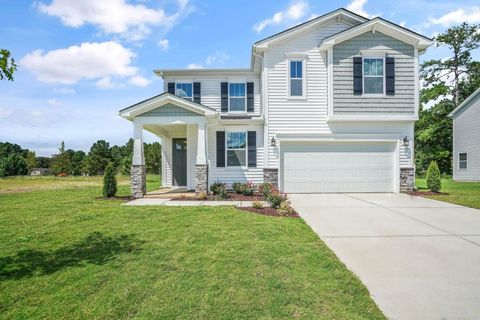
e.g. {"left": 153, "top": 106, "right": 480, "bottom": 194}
{"left": 1, "top": 0, "right": 479, "bottom": 156}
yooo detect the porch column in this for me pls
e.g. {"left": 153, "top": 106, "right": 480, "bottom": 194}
{"left": 131, "top": 121, "right": 146, "bottom": 198}
{"left": 195, "top": 121, "right": 208, "bottom": 194}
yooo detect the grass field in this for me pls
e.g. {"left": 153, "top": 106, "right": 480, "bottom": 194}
{"left": 0, "top": 176, "right": 384, "bottom": 319}
{"left": 416, "top": 178, "right": 480, "bottom": 209}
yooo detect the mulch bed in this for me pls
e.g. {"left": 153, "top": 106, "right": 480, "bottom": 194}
{"left": 173, "top": 193, "right": 264, "bottom": 201}
{"left": 237, "top": 206, "right": 300, "bottom": 218}
{"left": 407, "top": 191, "right": 449, "bottom": 196}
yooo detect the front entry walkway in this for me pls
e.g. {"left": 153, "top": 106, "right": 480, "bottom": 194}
{"left": 290, "top": 193, "right": 480, "bottom": 320}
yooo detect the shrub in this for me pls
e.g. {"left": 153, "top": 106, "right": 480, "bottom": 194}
{"left": 103, "top": 162, "right": 117, "bottom": 197}
{"left": 252, "top": 201, "right": 264, "bottom": 209}
{"left": 259, "top": 182, "right": 273, "bottom": 198}
{"left": 232, "top": 182, "right": 244, "bottom": 194}
{"left": 210, "top": 181, "right": 228, "bottom": 199}
{"left": 267, "top": 190, "right": 288, "bottom": 209}
{"left": 196, "top": 192, "right": 208, "bottom": 200}
{"left": 426, "top": 160, "right": 441, "bottom": 193}
{"left": 242, "top": 181, "right": 255, "bottom": 196}
{"left": 277, "top": 201, "right": 296, "bottom": 216}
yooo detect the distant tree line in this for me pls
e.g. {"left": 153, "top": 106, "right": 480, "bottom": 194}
{"left": 0, "top": 140, "right": 161, "bottom": 178}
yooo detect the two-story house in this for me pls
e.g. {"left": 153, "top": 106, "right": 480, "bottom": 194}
{"left": 119, "top": 8, "right": 432, "bottom": 198}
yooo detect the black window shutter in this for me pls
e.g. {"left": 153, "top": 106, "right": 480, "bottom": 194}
{"left": 193, "top": 82, "right": 201, "bottom": 103}
{"left": 167, "top": 82, "right": 175, "bottom": 94}
{"left": 247, "top": 82, "right": 254, "bottom": 112}
{"left": 353, "top": 57, "right": 363, "bottom": 95}
{"left": 221, "top": 82, "right": 228, "bottom": 112}
{"left": 386, "top": 57, "right": 395, "bottom": 96}
{"left": 247, "top": 131, "right": 257, "bottom": 168}
{"left": 216, "top": 131, "right": 225, "bottom": 167}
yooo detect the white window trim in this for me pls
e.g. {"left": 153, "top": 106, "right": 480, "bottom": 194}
{"left": 175, "top": 82, "right": 193, "bottom": 101}
{"left": 228, "top": 82, "right": 247, "bottom": 113}
{"left": 459, "top": 152, "right": 468, "bottom": 169}
{"left": 287, "top": 59, "right": 307, "bottom": 99}
{"left": 225, "top": 130, "right": 248, "bottom": 168}
{"left": 362, "top": 57, "right": 386, "bottom": 97}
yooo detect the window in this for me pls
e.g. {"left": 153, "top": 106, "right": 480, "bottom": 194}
{"left": 226, "top": 132, "right": 246, "bottom": 167}
{"left": 229, "top": 83, "right": 246, "bottom": 112}
{"left": 175, "top": 83, "right": 193, "bottom": 100}
{"left": 289, "top": 60, "right": 303, "bottom": 97}
{"left": 459, "top": 153, "right": 468, "bottom": 169}
{"left": 363, "top": 58, "right": 384, "bottom": 94}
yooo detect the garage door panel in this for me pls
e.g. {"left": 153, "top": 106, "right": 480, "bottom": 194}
{"left": 281, "top": 142, "right": 395, "bottom": 193}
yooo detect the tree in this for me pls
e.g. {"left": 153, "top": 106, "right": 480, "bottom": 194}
{"left": 0, "top": 49, "right": 17, "bottom": 81}
{"left": 70, "top": 150, "right": 85, "bottom": 175}
{"left": 50, "top": 141, "right": 72, "bottom": 175}
{"left": 417, "top": 23, "right": 480, "bottom": 175}
{"left": 0, "top": 154, "right": 28, "bottom": 177}
{"left": 145, "top": 142, "right": 161, "bottom": 174}
{"left": 36, "top": 156, "right": 51, "bottom": 168}
{"left": 26, "top": 151, "right": 37, "bottom": 172}
{"left": 84, "top": 140, "right": 111, "bottom": 175}
{"left": 102, "top": 162, "right": 117, "bottom": 197}
{"left": 426, "top": 161, "right": 441, "bottom": 192}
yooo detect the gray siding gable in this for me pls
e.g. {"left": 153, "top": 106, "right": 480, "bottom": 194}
{"left": 333, "top": 31, "right": 415, "bottom": 114}
{"left": 137, "top": 103, "right": 202, "bottom": 117}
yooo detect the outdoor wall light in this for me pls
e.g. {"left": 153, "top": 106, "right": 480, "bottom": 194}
{"left": 270, "top": 136, "right": 277, "bottom": 147}
{"left": 403, "top": 136, "right": 409, "bottom": 147}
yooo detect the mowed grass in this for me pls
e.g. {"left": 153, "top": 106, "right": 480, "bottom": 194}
{"left": 416, "top": 178, "right": 480, "bottom": 209}
{"left": 0, "top": 176, "right": 384, "bottom": 319}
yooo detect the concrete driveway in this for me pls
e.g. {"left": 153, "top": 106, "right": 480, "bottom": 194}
{"left": 290, "top": 193, "right": 480, "bottom": 320}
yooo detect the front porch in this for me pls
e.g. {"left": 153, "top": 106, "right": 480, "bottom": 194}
{"left": 119, "top": 93, "right": 218, "bottom": 198}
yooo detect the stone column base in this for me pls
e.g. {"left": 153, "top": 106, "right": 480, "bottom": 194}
{"left": 195, "top": 164, "right": 208, "bottom": 194}
{"left": 400, "top": 167, "right": 415, "bottom": 192}
{"left": 263, "top": 168, "right": 278, "bottom": 188}
{"left": 131, "top": 165, "right": 146, "bottom": 198}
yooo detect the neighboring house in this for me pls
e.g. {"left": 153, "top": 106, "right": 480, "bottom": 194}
{"left": 30, "top": 168, "right": 49, "bottom": 176}
{"left": 449, "top": 87, "right": 480, "bottom": 181}
{"left": 119, "top": 8, "right": 432, "bottom": 198}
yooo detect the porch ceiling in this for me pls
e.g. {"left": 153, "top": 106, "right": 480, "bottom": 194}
{"left": 143, "top": 124, "right": 186, "bottom": 138}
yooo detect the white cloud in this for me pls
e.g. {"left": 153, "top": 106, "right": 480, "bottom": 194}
{"left": 128, "top": 75, "right": 150, "bottom": 87}
{"left": 429, "top": 7, "right": 480, "bottom": 27}
{"left": 346, "top": 0, "right": 377, "bottom": 19}
{"left": 37, "top": 0, "right": 192, "bottom": 41}
{"left": 158, "top": 39, "right": 170, "bottom": 51}
{"left": 253, "top": 0, "right": 310, "bottom": 33}
{"left": 95, "top": 76, "right": 117, "bottom": 89}
{"left": 53, "top": 87, "right": 76, "bottom": 95}
{"left": 186, "top": 63, "right": 203, "bottom": 69}
{"left": 205, "top": 51, "right": 229, "bottom": 65}
{"left": 47, "top": 98, "right": 62, "bottom": 106}
{"left": 21, "top": 41, "right": 138, "bottom": 85}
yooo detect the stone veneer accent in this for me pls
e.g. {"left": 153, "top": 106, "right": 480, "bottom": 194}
{"left": 400, "top": 167, "right": 415, "bottom": 192}
{"left": 195, "top": 165, "right": 208, "bottom": 194}
{"left": 131, "top": 165, "right": 146, "bottom": 198}
{"left": 263, "top": 168, "right": 278, "bottom": 188}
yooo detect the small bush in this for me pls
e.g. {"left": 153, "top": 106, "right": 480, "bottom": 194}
{"left": 267, "top": 190, "right": 288, "bottom": 209}
{"left": 196, "top": 192, "right": 208, "bottom": 200}
{"left": 426, "top": 160, "right": 441, "bottom": 192}
{"left": 259, "top": 182, "right": 273, "bottom": 198}
{"left": 232, "top": 182, "right": 244, "bottom": 194}
{"left": 103, "top": 163, "right": 117, "bottom": 197}
{"left": 277, "top": 201, "right": 296, "bottom": 216}
{"left": 242, "top": 181, "right": 255, "bottom": 196}
{"left": 252, "top": 201, "right": 264, "bottom": 209}
{"left": 210, "top": 181, "right": 228, "bottom": 199}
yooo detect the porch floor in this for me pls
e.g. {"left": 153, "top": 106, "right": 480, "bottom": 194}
{"left": 145, "top": 188, "right": 196, "bottom": 199}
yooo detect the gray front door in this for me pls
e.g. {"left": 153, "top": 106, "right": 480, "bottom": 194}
{"left": 172, "top": 138, "right": 187, "bottom": 186}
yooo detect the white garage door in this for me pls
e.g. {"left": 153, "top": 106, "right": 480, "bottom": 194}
{"left": 281, "top": 142, "right": 396, "bottom": 193}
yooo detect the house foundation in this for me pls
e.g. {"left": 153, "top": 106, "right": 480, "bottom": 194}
{"left": 131, "top": 165, "right": 146, "bottom": 198}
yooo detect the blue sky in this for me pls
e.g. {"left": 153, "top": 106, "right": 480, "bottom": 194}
{"left": 1, "top": 0, "right": 479, "bottom": 156}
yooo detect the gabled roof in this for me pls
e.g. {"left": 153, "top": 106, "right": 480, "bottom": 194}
{"left": 254, "top": 8, "right": 368, "bottom": 50}
{"left": 318, "top": 17, "right": 433, "bottom": 51}
{"left": 449, "top": 87, "right": 480, "bottom": 117}
{"left": 119, "top": 92, "right": 217, "bottom": 120}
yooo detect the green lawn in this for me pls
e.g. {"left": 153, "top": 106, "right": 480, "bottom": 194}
{"left": 0, "top": 176, "right": 384, "bottom": 319}
{"left": 416, "top": 178, "right": 480, "bottom": 209}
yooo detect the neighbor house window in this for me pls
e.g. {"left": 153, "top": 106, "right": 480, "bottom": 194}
{"left": 226, "top": 132, "right": 246, "bottom": 167}
{"left": 229, "top": 83, "right": 246, "bottom": 112}
{"left": 459, "top": 153, "right": 468, "bottom": 169}
{"left": 363, "top": 58, "right": 384, "bottom": 94}
{"left": 289, "top": 60, "right": 304, "bottom": 97}
{"left": 175, "top": 83, "right": 193, "bottom": 100}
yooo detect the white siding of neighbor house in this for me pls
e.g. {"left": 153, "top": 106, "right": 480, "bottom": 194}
{"left": 162, "top": 75, "right": 261, "bottom": 116}
{"left": 332, "top": 31, "right": 415, "bottom": 114}
{"left": 207, "top": 124, "right": 265, "bottom": 186}
{"left": 264, "top": 21, "right": 353, "bottom": 167}
{"left": 453, "top": 94, "right": 480, "bottom": 181}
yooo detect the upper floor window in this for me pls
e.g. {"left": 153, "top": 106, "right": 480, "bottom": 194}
{"left": 459, "top": 153, "right": 468, "bottom": 169}
{"left": 363, "top": 58, "right": 384, "bottom": 94}
{"left": 289, "top": 60, "right": 304, "bottom": 97}
{"left": 226, "top": 131, "right": 247, "bottom": 167}
{"left": 229, "top": 83, "right": 246, "bottom": 112}
{"left": 175, "top": 83, "right": 193, "bottom": 100}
